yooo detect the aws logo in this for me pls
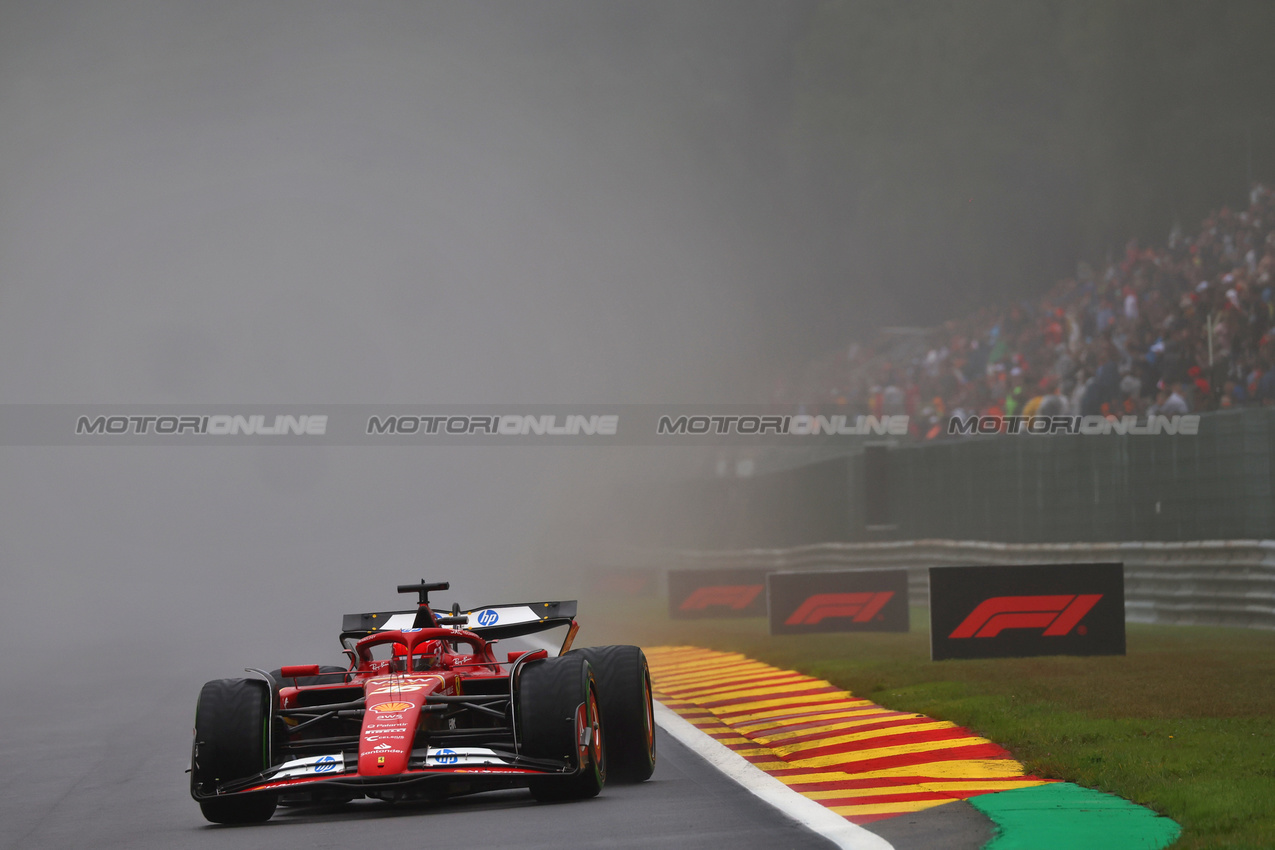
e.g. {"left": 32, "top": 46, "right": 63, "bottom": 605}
{"left": 678, "top": 584, "right": 763, "bottom": 611}
{"left": 784, "top": 592, "right": 895, "bottom": 625}
{"left": 948, "top": 594, "right": 1103, "bottom": 639}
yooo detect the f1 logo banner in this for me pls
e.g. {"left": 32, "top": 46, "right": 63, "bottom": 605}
{"left": 929, "top": 563, "right": 1125, "bottom": 660}
{"left": 668, "top": 568, "right": 769, "bottom": 619}
{"left": 767, "top": 569, "right": 909, "bottom": 635}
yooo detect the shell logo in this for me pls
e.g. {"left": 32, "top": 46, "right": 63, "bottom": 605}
{"left": 370, "top": 701, "right": 413, "bottom": 712}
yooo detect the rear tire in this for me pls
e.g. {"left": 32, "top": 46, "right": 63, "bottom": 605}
{"left": 519, "top": 654, "right": 605, "bottom": 801}
{"left": 191, "top": 678, "right": 278, "bottom": 824}
{"left": 571, "top": 645, "right": 656, "bottom": 783}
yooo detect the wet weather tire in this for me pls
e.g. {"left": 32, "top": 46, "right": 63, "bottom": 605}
{"left": 571, "top": 645, "right": 656, "bottom": 783}
{"left": 519, "top": 654, "right": 605, "bottom": 801}
{"left": 191, "top": 678, "right": 278, "bottom": 824}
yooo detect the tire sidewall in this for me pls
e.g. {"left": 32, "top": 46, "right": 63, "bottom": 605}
{"left": 191, "top": 677, "right": 278, "bottom": 823}
{"left": 571, "top": 645, "right": 656, "bottom": 783}
{"left": 519, "top": 654, "right": 605, "bottom": 800}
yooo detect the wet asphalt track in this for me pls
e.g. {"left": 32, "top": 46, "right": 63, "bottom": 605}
{"left": 0, "top": 673, "right": 990, "bottom": 850}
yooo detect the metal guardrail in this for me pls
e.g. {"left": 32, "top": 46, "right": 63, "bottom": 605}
{"left": 667, "top": 540, "right": 1275, "bottom": 631}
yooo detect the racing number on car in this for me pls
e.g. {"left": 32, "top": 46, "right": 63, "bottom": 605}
{"left": 367, "top": 674, "right": 444, "bottom": 696}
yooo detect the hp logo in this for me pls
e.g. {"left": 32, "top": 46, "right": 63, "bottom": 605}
{"left": 314, "top": 755, "right": 337, "bottom": 774}
{"left": 435, "top": 748, "right": 458, "bottom": 765}
{"left": 476, "top": 609, "right": 499, "bottom": 627}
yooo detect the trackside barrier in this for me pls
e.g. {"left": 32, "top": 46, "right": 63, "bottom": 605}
{"left": 658, "top": 540, "right": 1275, "bottom": 631}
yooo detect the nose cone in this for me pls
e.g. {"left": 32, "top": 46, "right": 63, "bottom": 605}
{"left": 358, "top": 675, "right": 444, "bottom": 776}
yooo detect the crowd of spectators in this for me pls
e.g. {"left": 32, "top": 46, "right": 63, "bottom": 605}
{"left": 768, "top": 184, "right": 1275, "bottom": 439}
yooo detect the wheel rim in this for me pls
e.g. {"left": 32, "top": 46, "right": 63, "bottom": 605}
{"left": 575, "top": 688, "right": 604, "bottom": 775}
{"left": 588, "top": 690, "right": 604, "bottom": 771}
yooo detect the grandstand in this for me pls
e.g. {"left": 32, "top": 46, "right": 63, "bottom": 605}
{"left": 770, "top": 184, "right": 1275, "bottom": 440}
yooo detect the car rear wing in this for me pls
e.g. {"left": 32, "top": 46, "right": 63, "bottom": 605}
{"left": 341, "top": 600, "right": 578, "bottom": 647}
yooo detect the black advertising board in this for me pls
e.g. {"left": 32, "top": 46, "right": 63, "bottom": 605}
{"left": 767, "top": 569, "right": 910, "bottom": 635}
{"left": 667, "top": 568, "right": 769, "bottom": 619}
{"left": 929, "top": 563, "right": 1125, "bottom": 660}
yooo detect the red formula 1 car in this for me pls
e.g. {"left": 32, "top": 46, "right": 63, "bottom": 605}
{"left": 190, "top": 581, "right": 655, "bottom": 823}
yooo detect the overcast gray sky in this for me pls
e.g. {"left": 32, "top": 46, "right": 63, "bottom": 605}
{"left": 0, "top": 1, "right": 815, "bottom": 676}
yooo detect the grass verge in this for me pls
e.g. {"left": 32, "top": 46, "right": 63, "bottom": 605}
{"left": 583, "top": 599, "right": 1275, "bottom": 850}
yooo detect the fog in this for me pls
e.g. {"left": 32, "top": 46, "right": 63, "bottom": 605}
{"left": 0, "top": 1, "right": 818, "bottom": 683}
{"left": 6, "top": 0, "right": 1274, "bottom": 694}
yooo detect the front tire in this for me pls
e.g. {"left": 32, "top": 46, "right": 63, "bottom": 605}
{"left": 519, "top": 654, "right": 605, "bottom": 801}
{"left": 191, "top": 678, "right": 278, "bottom": 824}
{"left": 571, "top": 645, "right": 656, "bottom": 783}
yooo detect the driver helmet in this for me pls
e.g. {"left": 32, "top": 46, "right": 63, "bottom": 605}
{"left": 389, "top": 639, "right": 444, "bottom": 672}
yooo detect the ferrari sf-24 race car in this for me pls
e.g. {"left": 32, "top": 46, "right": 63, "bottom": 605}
{"left": 190, "top": 581, "right": 655, "bottom": 823}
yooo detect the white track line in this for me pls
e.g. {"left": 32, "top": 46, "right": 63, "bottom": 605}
{"left": 654, "top": 701, "right": 895, "bottom": 850}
